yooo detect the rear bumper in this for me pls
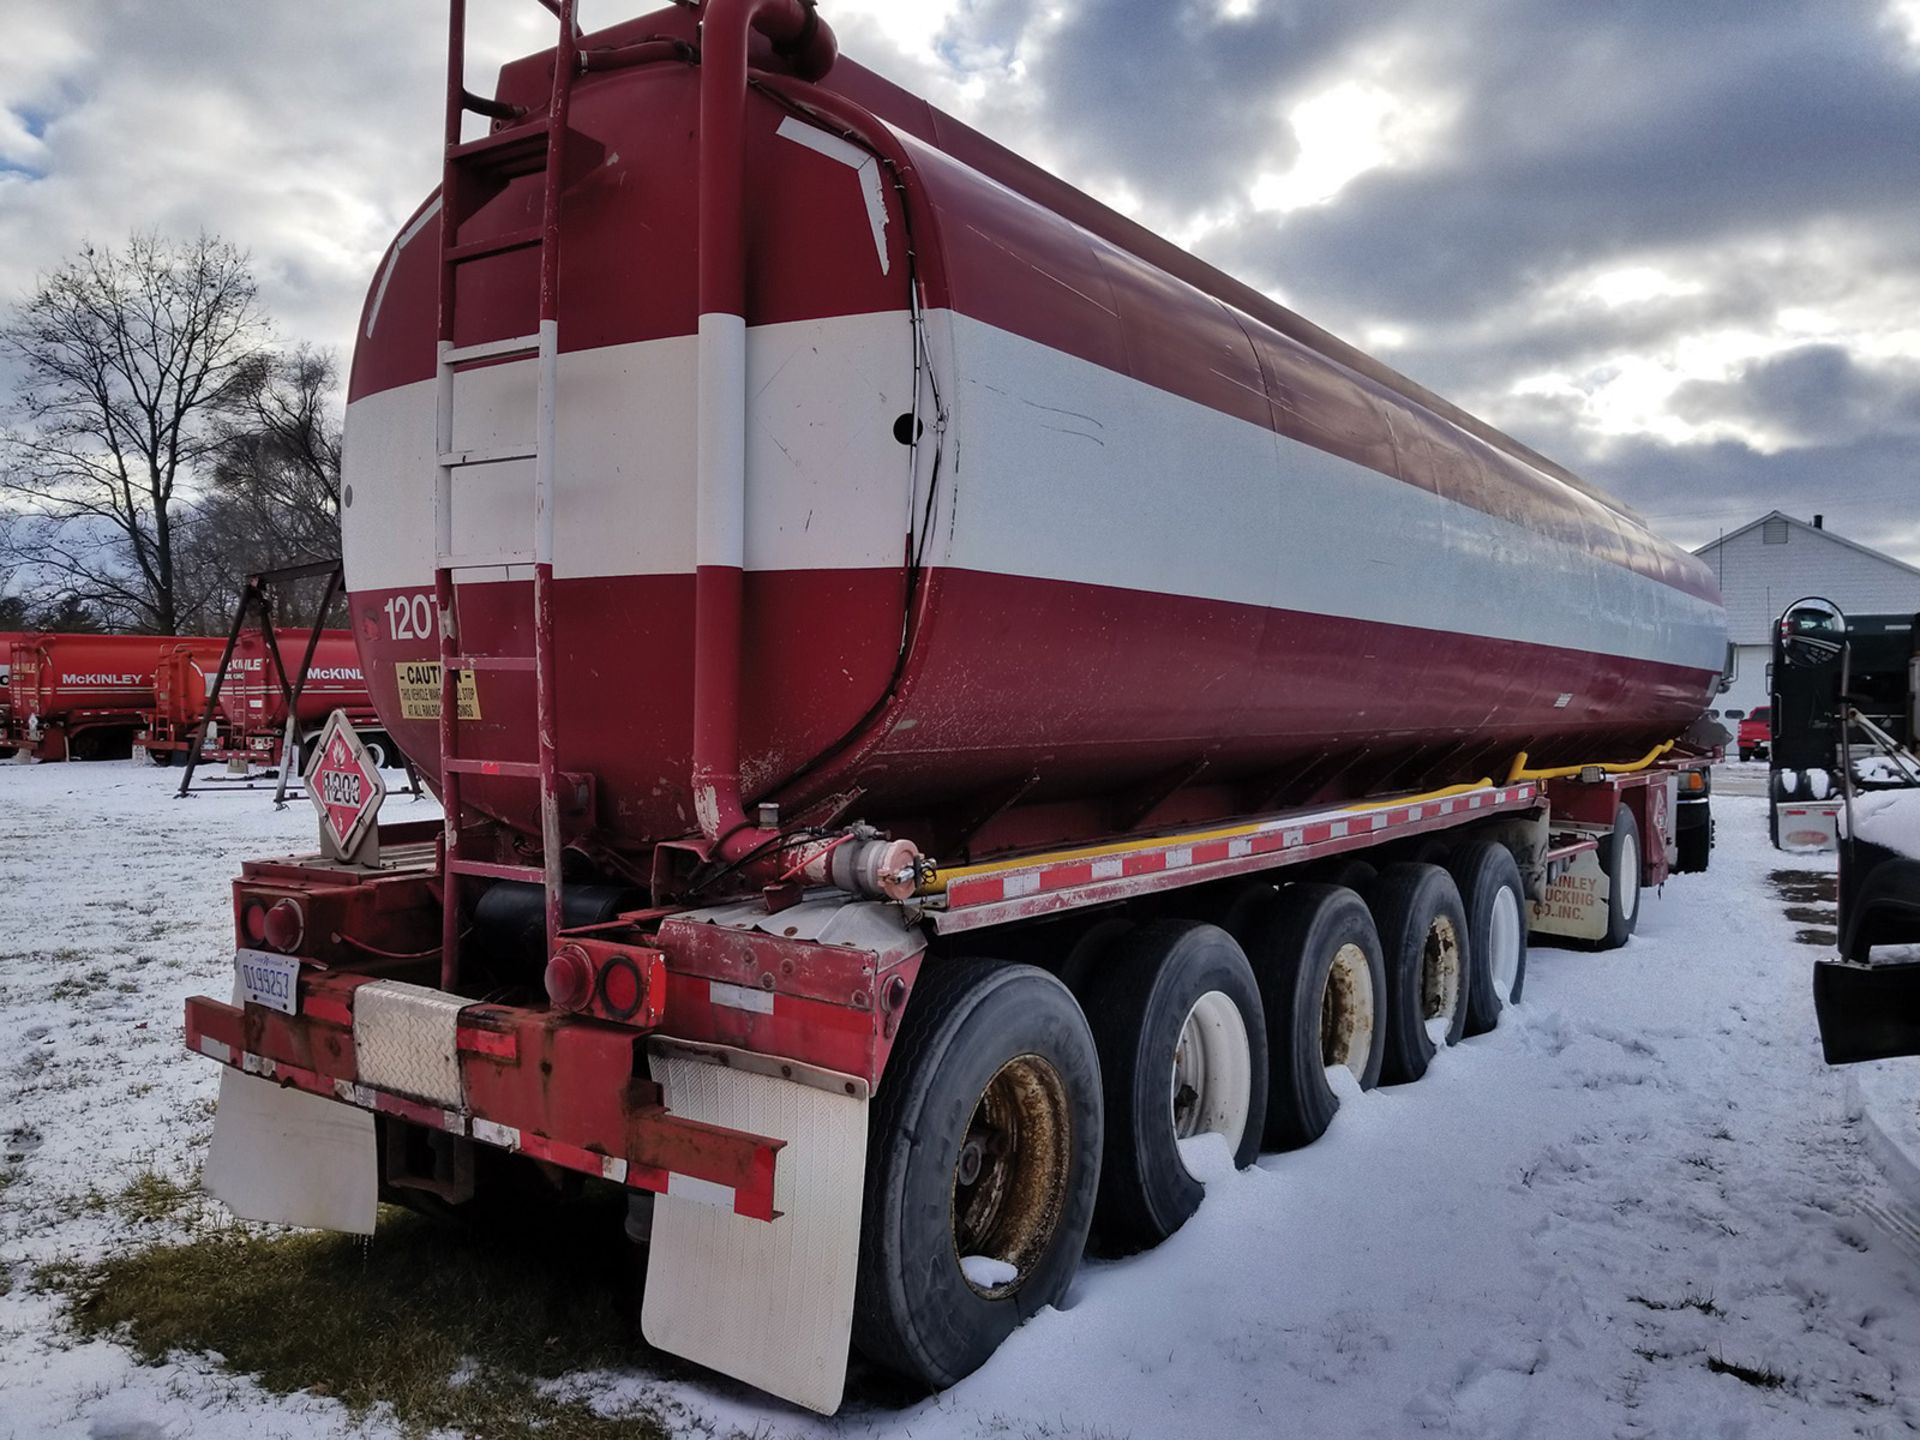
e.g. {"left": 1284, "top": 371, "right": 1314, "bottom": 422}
{"left": 184, "top": 972, "right": 783, "bottom": 1221}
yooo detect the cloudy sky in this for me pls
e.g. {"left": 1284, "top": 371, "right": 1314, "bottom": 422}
{"left": 4, "top": 0, "right": 1917, "bottom": 560}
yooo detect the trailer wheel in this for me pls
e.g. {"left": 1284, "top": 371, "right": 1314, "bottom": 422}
{"left": 363, "top": 734, "right": 391, "bottom": 769}
{"left": 1448, "top": 840, "right": 1528, "bottom": 1035}
{"left": 1057, "top": 916, "right": 1133, "bottom": 997}
{"left": 1319, "top": 858, "right": 1377, "bottom": 894}
{"left": 854, "top": 961, "right": 1101, "bottom": 1389}
{"left": 1080, "top": 920, "right": 1266, "bottom": 1251}
{"left": 1371, "top": 864, "right": 1471, "bottom": 1085}
{"left": 144, "top": 748, "right": 177, "bottom": 767}
{"left": 1599, "top": 805, "right": 1642, "bottom": 950}
{"left": 0, "top": 747, "right": 15, "bottom": 761}
{"left": 1239, "top": 884, "right": 1385, "bottom": 1149}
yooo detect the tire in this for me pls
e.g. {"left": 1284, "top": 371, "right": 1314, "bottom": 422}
{"left": 1319, "top": 858, "right": 1377, "bottom": 895}
{"left": 1239, "top": 884, "right": 1385, "bottom": 1149}
{"left": 1599, "top": 805, "right": 1642, "bottom": 950}
{"left": 1448, "top": 840, "right": 1528, "bottom": 1036}
{"left": 144, "top": 747, "right": 177, "bottom": 767}
{"left": 1738, "top": 747, "right": 1753, "bottom": 763}
{"left": 1675, "top": 814, "right": 1711, "bottom": 874}
{"left": 1370, "top": 864, "right": 1471, "bottom": 1085}
{"left": 0, "top": 747, "right": 15, "bottom": 761}
{"left": 1056, "top": 916, "right": 1132, "bottom": 997}
{"left": 1079, "top": 920, "right": 1266, "bottom": 1252}
{"left": 854, "top": 961, "right": 1102, "bottom": 1390}
{"left": 363, "top": 735, "right": 391, "bottom": 769}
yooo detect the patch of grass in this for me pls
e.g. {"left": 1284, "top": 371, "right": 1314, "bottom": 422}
{"left": 1706, "top": 1352, "right": 1787, "bottom": 1389}
{"left": 43, "top": 1196, "right": 673, "bottom": 1439}
{"left": 82, "top": 1169, "right": 198, "bottom": 1224}
{"left": 1628, "top": 1286, "right": 1721, "bottom": 1317}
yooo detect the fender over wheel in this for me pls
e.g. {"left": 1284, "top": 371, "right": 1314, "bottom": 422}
{"left": 1370, "top": 863, "right": 1472, "bottom": 1085}
{"left": 1080, "top": 920, "right": 1267, "bottom": 1252}
{"left": 853, "top": 961, "right": 1102, "bottom": 1389}
{"left": 1447, "top": 840, "right": 1528, "bottom": 1035}
{"left": 1239, "top": 883, "right": 1386, "bottom": 1149}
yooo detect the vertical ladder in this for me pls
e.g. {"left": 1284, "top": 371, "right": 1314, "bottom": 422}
{"left": 434, "top": 0, "right": 581, "bottom": 990}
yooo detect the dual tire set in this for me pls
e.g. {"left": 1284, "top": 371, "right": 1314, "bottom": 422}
{"left": 853, "top": 838, "right": 1531, "bottom": 1388}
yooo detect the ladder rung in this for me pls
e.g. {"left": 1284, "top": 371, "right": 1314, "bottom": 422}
{"left": 447, "top": 857, "right": 546, "bottom": 884}
{"left": 443, "top": 333, "right": 541, "bottom": 365}
{"left": 437, "top": 549, "right": 536, "bottom": 570}
{"left": 444, "top": 758, "right": 543, "bottom": 779}
{"left": 446, "top": 226, "right": 543, "bottom": 265}
{"left": 439, "top": 444, "right": 536, "bottom": 467}
{"left": 453, "top": 654, "right": 538, "bottom": 673}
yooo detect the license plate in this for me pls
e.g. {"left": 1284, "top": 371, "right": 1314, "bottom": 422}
{"left": 237, "top": 948, "right": 301, "bottom": 1015}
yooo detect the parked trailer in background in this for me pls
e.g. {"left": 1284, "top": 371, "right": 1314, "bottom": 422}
{"left": 6, "top": 633, "right": 224, "bottom": 762}
{"left": 139, "top": 630, "right": 386, "bottom": 770}
{"left": 185, "top": 0, "right": 1727, "bottom": 1415}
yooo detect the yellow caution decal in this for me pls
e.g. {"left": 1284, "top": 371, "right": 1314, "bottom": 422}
{"left": 395, "top": 661, "right": 480, "bottom": 720}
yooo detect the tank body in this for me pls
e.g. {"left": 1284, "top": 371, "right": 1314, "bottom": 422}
{"left": 11, "top": 634, "right": 220, "bottom": 723}
{"left": 216, "top": 631, "right": 372, "bottom": 735}
{"left": 340, "top": 8, "right": 1726, "bottom": 860}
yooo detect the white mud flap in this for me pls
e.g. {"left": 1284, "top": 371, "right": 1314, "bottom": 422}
{"left": 642, "top": 1040, "right": 869, "bottom": 1415}
{"left": 1778, "top": 800, "right": 1842, "bottom": 853}
{"left": 1528, "top": 842, "right": 1612, "bottom": 942}
{"left": 204, "top": 1067, "right": 378, "bottom": 1234}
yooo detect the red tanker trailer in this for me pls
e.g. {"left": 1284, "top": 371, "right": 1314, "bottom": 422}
{"left": 140, "top": 631, "right": 387, "bottom": 769}
{"left": 186, "top": 0, "right": 1727, "bottom": 1413}
{"left": 6, "top": 633, "right": 224, "bottom": 762}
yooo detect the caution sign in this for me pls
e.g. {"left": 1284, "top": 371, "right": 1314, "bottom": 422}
{"left": 395, "top": 660, "right": 481, "bottom": 720}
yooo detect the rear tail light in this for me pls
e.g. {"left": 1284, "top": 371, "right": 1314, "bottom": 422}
{"left": 545, "top": 945, "right": 593, "bottom": 1011}
{"left": 243, "top": 901, "right": 268, "bottom": 945}
{"left": 262, "top": 898, "right": 305, "bottom": 954}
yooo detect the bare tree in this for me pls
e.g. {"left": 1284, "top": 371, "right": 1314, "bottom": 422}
{"left": 0, "top": 232, "right": 269, "bottom": 634}
{"left": 182, "top": 345, "right": 346, "bottom": 627}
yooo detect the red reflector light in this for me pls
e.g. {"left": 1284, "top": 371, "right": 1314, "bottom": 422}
{"left": 262, "top": 898, "right": 305, "bottom": 954}
{"left": 545, "top": 946, "right": 592, "bottom": 1012}
{"left": 243, "top": 902, "right": 268, "bottom": 944}
{"left": 597, "top": 954, "right": 644, "bottom": 1021}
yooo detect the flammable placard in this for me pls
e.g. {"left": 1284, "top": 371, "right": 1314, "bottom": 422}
{"left": 394, "top": 661, "right": 481, "bottom": 720}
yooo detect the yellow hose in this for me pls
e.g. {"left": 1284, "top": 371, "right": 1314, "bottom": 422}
{"left": 1505, "top": 739, "right": 1674, "bottom": 784}
{"left": 1339, "top": 778, "right": 1492, "bottom": 812}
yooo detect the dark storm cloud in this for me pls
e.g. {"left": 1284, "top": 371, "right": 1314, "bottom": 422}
{"left": 1671, "top": 346, "right": 1920, "bottom": 449}
{"left": 947, "top": 0, "right": 1357, "bottom": 209}
{"left": 1187, "top": 0, "right": 1920, "bottom": 323}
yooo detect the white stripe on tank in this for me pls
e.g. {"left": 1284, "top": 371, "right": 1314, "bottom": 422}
{"left": 342, "top": 308, "right": 1723, "bottom": 672}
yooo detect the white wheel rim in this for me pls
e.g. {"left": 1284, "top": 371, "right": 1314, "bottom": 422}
{"left": 1488, "top": 885, "right": 1523, "bottom": 1002}
{"left": 1618, "top": 831, "right": 1640, "bottom": 922}
{"left": 1321, "top": 942, "right": 1375, "bottom": 1079}
{"left": 1171, "top": 989, "right": 1252, "bottom": 1177}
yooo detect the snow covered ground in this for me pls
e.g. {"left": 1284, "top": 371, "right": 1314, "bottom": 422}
{"left": 3, "top": 760, "right": 1919, "bottom": 1439}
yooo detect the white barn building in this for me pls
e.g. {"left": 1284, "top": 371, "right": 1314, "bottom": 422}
{"left": 1693, "top": 511, "right": 1920, "bottom": 723}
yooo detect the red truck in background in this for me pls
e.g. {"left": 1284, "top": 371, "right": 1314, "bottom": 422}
{"left": 4, "top": 632, "right": 226, "bottom": 762}
{"left": 181, "top": 0, "right": 1730, "bottom": 1416}
{"left": 1737, "top": 705, "right": 1772, "bottom": 762}
{"left": 139, "top": 630, "right": 388, "bottom": 770}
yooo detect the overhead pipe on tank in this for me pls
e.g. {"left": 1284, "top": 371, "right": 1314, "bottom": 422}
{"left": 688, "top": 0, "right": 917, "bottom": 899}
